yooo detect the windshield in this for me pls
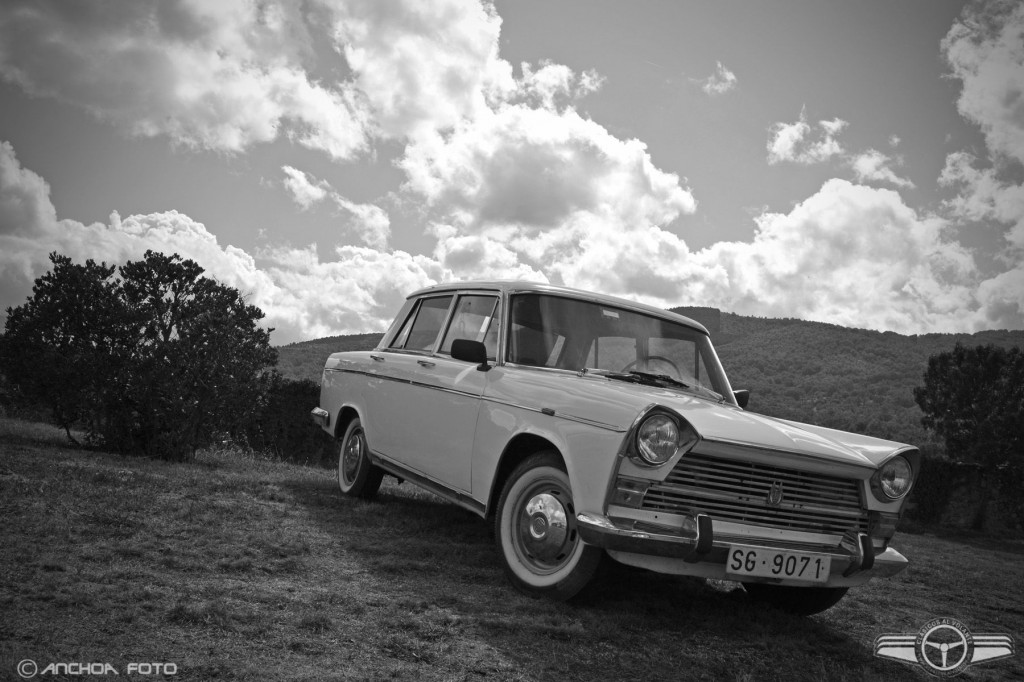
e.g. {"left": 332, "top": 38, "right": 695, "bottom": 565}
{"left": 507, "top": 293, "right": 734, "bottom": 402}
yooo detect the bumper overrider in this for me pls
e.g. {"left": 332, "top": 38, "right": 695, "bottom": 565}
{"left": 576, "top": 511, "right": 908, "bottom": 588}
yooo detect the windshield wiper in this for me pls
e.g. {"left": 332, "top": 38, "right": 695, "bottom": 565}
{"left": 627, "top": 370, "right": 690, "bottom": 388}
{"left": 627, "top": 370, "right": 724, "bottom": 402}
{"left": 579, "top": 367, "right": 723, "bottom": 401}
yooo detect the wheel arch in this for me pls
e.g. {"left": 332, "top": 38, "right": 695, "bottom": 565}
{"left": 485, "top": 433, "right": 566, "bottom": 520}
{"left": 332, "top": 404, "right": 363, "bottom": 439}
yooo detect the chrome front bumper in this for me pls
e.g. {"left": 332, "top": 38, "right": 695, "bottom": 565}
{"left": 576, "top": 511, "right": 908, "bottom": 587}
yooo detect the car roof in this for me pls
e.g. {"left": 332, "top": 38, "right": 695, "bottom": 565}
{"left": 407, "top": 280, "right": 710, "bottom": 335}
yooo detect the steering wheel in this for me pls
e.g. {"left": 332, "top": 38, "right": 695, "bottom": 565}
{"left": 622, "top": 356, "right": 681, "bottom": 378}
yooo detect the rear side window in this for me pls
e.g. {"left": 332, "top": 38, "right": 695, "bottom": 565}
{"left": 440, "top": 295, "right": 499, "bottom": 359}
{"left": 389, "top": 295, "right": 453, "bottom": 352}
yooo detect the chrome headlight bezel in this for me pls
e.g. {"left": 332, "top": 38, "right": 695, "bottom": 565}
{"left": 632, "top": 410, "right": 700, "bottom": 467}
{"left": 872, "top": 454, "right": 914, "bottom": 501}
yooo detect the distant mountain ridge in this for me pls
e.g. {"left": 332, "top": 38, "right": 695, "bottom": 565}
{"left": 277, "top": 312, "right": 1024, "bottom": 452}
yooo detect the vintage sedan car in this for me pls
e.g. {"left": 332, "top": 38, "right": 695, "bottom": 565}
{"left": 312, "top": 281, "right": 917, "bottom": 614}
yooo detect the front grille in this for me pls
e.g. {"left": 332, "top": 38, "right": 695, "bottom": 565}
{"left": 641, "top": 452, "right": 869, "bottom": 535}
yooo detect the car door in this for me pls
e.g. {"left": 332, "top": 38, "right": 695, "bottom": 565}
{"left": 361, "top": 294, "right": 454, "bottom": 462}
{"left": 365, "top": 291, "right": 498, "bottom": 493}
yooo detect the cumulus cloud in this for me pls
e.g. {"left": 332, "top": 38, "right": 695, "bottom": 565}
{"left": 328, "top": 0, "right": 514, "bottom": 140}
{"left": 698, "top": 62, "right": 738, "bottom": 96}
{"left": 3, "top": 0, "right": 1024, "bottom": 338}
{"left": 697, "top": 180, "right": 979, "bottom": 331}
{"left": 401, "top": 105, "right": 696, "bottom": 231}
{"left": 0, "top": 0, "right": 372, "bottom": 159}
{"left": 943, "top": 0, "right": 1024, "bottom": 162}
{"left": 941, "top": 152, "right": 1024, "bottom": 257}
{"left": 849, "top": 150, "right": 915, "bottom": 189}
{"left": 940, "top": 3, "right": 1024, "bottom": 252}
{"left": 767, "top": 111, "right": 848, "bottom": 165}
{"left": 515, "top": 62, "right": 604, "bottom": 109}
{"left": 0, "top": 141, "right": 433, "bottom": 343}
{"left": 0, "top": 0, "right": 515, "bottom": 157}
{"left": 938, "top": 0, "right": 1024, "bottom": 328}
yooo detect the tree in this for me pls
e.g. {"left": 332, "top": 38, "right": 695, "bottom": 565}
{"left": 0, "top": 254, "right": 124, "bottom": 444}
{"left": 1, "top": 251, "right": 278, "bottom": 460}
{"left": 914, "top": 343, "right": 1024, "bottom": 468}
{"left": 914, "top": 343, "right": 1024, "bottom": 528}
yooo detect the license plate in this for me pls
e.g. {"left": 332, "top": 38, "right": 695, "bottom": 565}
{"left": 726, "top": 545, "right": 831, "bottom": 584}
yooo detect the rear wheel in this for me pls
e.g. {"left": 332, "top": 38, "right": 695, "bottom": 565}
{"left": 337, "top": 418, "right": 384, "bottom": 499}
{"left": 742, "top": 583, "right": 849, "bottom": 616}
{"left": 495, "top": 451, "right": 601, "bottom": 600}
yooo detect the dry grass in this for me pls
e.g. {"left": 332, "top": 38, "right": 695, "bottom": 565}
{"left": 1, "top": 416, "right": 1021, "bottom": 681}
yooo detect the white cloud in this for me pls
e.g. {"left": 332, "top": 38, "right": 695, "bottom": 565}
{"left": 0, "top": 141, "right": 428, "bottom": 343}
{"left": 281, "top": 165, "right": 330, "bottom": 210}
{"left": 943, "top": 0, "right": 1024, "bottom": 163}
{"left": 697, "top": 180, "right": 980, "bottom": 332}
{"left": 850, "top": 150, "right": 915, "bottom": 189}
{"left": 699, "top": 62, "right": 738, "bottom": 96}
{"left": 515, "top": 62, "right": 604, "bottom": 110}
{"left": 401, "top": 105, "right": 696, "bottom": 232}
{"left": 281, "top": 166, "right": 391, "bottom": 249}
{"left": 939, "top": 1, "right": 1024, "bottom": 312}
{"left": 327, "top": 0, "right": 513, "bottom": 140}
{"left": 332, "top": 197, "right": 391, "bottom": 251}
{"left": 0, "top": 0, "right": 370, "bottom": 159}
{"left": 253, "top": 243, "right": 447, "bottom": 340}
{"left": 940, "top": 152, "right": 1024, "bottom": 251}
{"left": 767, "top": 117, "right": 916, "bottom": 191}
{"left": 3, "top": 0, "right": 1023, "bottom": 338}
{"left": 767, "top": 111, "right": 848, "bottom": 165}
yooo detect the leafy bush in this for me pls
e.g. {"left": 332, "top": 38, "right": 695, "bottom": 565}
{"left": 0, "top": 251, "right": 277, "bottom": 461}
{"left": 246, "top": 376, "right": 335, "bottom": 467}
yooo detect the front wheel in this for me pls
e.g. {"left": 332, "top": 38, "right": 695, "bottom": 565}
{"left": 495, "top": 452, "right": 601, "bottom": 601}
{"left": 742, "top": 583, "right": 849, "bottom": 616}
{"left": 337, "top": 418, "right": 384, "bottom": 499}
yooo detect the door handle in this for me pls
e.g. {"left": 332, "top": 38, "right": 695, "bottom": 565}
{"left": 370, "top": 354, "right": 384, "bottom": 362}
{"left": 417, "top": 360, "right": 435, "bottom": 368}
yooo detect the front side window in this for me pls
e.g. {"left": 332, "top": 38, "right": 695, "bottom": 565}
{"left": 440, "top": 295, "right": 499, "bottom": 359}
{"left": 508, "top": 293, "right": 731, "bottom": 398}
{"left": 389, "top": 295, "right": 454, "bottom": 352}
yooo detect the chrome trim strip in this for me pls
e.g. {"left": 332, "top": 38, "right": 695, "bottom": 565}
{"left": 480, "top": 396, "right": 624, "bottom": 431}
{"left": 324, "top": 367, "right": 624, "bottom": 432}
{"left": 606, "top": 505, "right": 844, "bottom": 546}
{"left": 699, "top": 437, "right": 877, "bottom": 473}
{"left": 368, "top": 450, "right": 486, "bottom": 518}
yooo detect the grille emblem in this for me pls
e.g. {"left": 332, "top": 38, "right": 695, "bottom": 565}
{"left": 767, "top": 480, "right": 784, "bottom": 507}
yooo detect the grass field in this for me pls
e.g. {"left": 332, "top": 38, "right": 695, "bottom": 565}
{"left": 1, "top": 417, "right": 1021, "bottom": 681}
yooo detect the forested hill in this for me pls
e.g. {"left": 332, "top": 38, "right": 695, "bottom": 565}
{"left": 276, "top": 314, "right": 1024, "bottom": 453}
{"left": 276, "top": 333, "right": 383, "bottom": 382}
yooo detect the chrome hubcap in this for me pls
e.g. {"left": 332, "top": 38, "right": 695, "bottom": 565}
{"left": 517, "top": 491, "right": 572, "bottom": 566}
{"left": 341, "top": 429, "right": 363, "bottom": 484}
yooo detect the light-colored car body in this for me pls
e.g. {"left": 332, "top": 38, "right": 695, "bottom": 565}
{"left": 314, "top": 281, "right": 917, "bottom": 610}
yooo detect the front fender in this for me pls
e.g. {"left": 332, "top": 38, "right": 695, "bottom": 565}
{"left": 473, "top": 399, "right": 625, "bottom": 518}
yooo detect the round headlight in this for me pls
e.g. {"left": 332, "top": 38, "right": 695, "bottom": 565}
{"left": 879, "top": 456, "right": 912, "bottom": 499}
{"left": 637, "top": 414, "right": 679, "bottom": 465}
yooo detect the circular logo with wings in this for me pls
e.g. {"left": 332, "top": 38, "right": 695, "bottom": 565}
{"left": 915, "top": 617, "right": 974, "bottom": 677}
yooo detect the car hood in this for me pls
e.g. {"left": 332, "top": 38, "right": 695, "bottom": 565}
{"left": 557, "top": 373, "right": 911, "bottom": 469}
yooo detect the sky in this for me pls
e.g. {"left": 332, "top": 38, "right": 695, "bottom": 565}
{"left": 1, "top": 0, "right": 1022, "bottom": 345}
